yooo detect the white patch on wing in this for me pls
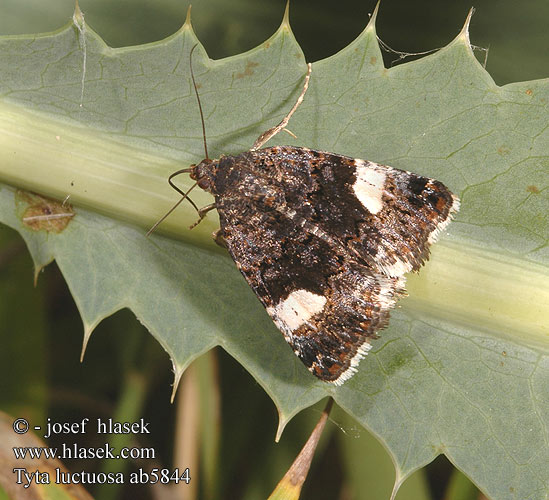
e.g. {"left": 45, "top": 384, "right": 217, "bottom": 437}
{"left": 353, "top": 160, "right": 387, "bottom": 214}
{"left": 380, "top": 258, "right": 413, "bottom": 277}
{"left": 331, "top": 341, "right": 373, "bottom": 386}
{"left": 374, "top": 246, "right": 412, "bottom": 277}
{"left": 267, "top": 290, "right": 327, "bottom": 333}
{"left": 377, "top": 280, "right": 397, "bottom": 309}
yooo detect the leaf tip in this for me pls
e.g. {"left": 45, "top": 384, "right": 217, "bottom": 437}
{"left": 368, "top": 0, "right": 381, "bottom": 31}
{"left": 184, "top": 4, "right": 192, "bottom": 30}
{"left": 390, "top": 468, "right": 406, "bottom": 500}
{"left": 33, "top": 266, "right": 43, "bottom": 288}
{"left": 456, "top": 7, "right": 475, "bottom": 48}
{"left": 352, "top": 1, "right": 379, "bottom": 49}
{"left": 280, "top": 0, "right": 291, "bottom": 33}
{"left": 170, "top": 363, "right": 184, "bottom": 403}
{"left": 80, "top": 327, "right": 93, "bottom": 362}
{"left": 72, "top": 0, "right": 85, "bottom": 29}
{"left": 275, "top": 411, "right": 290, "bottom": 442}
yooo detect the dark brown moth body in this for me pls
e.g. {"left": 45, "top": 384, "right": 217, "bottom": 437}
{"left": 189, "top": 145, "right": 459, "bottom": 384}
{"left": 147, "top": 50, "right": 461, "bottom": 384}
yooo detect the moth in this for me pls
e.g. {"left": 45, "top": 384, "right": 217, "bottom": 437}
{"left": 153, "top": 47, "right": 459, "bottom": 385}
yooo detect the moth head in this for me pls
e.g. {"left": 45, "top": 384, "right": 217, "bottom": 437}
{"left": 190, "top": 158, "right": 217, "bottom": 193}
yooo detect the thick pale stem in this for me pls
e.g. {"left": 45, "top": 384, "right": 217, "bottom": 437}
{"left": 0, "top": 102, "right": 216, "bottom": 243}
{"left": 1, "top": 102, "right": 547, "bottom": 350}
{"left": 406, "top": 242, "right": 549, "bottom": 345}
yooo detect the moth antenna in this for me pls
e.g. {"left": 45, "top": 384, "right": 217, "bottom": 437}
{"left": 190, "top": 44, "right": 209, "bottom": 160}
{"left": 147, "top": 45, "right": 210, "bottom": 236}
{"left": 146, "top": 171, "right": 200, "bottom": 237}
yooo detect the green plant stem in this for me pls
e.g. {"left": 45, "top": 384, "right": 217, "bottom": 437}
{"left": 1, "top": 102, "right": 548, "bottom": 349}
{"left": 0, "top": 101, "right": 216, "bottom": 244}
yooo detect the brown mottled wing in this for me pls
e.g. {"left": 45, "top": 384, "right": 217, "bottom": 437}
{"left": 211, "top": 146, "right": 459, "bottom": 383}
{"left": 249, "top": 146, "right": 460, "bottom": 277}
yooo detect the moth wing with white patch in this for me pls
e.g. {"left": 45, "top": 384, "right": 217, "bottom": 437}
{"left": 266, "top": 266, "right": 405, "bottom": 384}
{"left": 244, "top": 146, "right": 460, "bottom": 278}
{"left": 197, "top": 150, "right": 408, "bottom": 383}
{"left": 180, "top": 53, "right": 460, "bottom": 384}
{"left": 190, "top": 145, "right": 458, "bottom": 383}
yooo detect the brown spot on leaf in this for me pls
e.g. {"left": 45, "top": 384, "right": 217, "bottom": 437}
{"left": 16, "top": 191, "right": 74, "bottom": 233}
{"left": 235, "top": 61, "right": 259, "bottom": 79}
{"left": 497, "top": 145, "right": 510, "bottom": 156}
{"left": 525, "top": 89, "right": 533, "bottom": 96}
{"left": 263, "top": 41, "right": 271, "bottom": 49}
{"left": 526, "top": 185, "right": 540, "bottom": 194}
{"left": 370, "top": 56, "right": 377, "bottom": 65}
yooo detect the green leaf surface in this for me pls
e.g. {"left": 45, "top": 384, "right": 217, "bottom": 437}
{"left": 0, "top": 6, "right": 548, "bottom": 499}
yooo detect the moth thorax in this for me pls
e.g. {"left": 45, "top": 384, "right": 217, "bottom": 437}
{"left": 190, "top": 158, "right": 217, "bottom": 193}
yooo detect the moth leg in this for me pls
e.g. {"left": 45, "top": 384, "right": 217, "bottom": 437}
{"left": 250, "top": 63, "right": 312, "bottom": 151}
{"left": 212, "top": 228, "right": 227, "bottom": 248}
{"left": 189, "top": 203, "right": 216, "bottom": 229}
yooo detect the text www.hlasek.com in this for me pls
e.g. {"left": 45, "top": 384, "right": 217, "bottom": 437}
{"left": 13, "top": 443, "right": 155, "bottom": 460}
{"left": 13, "top": 444, "right": 191, "bottom": 488}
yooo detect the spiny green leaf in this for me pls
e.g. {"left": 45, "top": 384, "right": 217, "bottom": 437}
{"left": 0, "top": 5, "right": 548, "bottom": 500}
